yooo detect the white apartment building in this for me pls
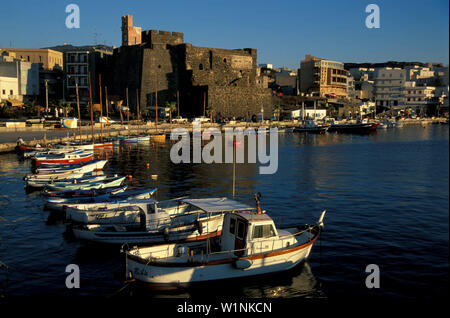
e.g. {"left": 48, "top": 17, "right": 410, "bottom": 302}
{"left": 404, "top": 81, "right": 437, "bottom": 111}
{"left": 373, "top": 67, "right": 406, "bottom": 109}
{"left": 0, "top": 54, "right": 39, "bottom": 101}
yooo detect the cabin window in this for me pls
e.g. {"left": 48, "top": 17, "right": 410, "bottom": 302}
{"left": 236, "top": 221, "right": 245, "bottom": 239}
{"left": 147, "top": 204, "right": 156, "bottom": 214}
{"left": 229, "top": 218, "right": 236, "bottom": 234}
{"left": 252, "top": 224, "right": 275, "bottom": 239}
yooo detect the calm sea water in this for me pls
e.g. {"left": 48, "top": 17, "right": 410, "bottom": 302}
{"left": 0, "top": 125, "right": 448, "bottom": 299}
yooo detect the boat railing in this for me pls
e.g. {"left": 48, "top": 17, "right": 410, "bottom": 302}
{"left": 137, "top": 224, "right": 317, "bottom": 263}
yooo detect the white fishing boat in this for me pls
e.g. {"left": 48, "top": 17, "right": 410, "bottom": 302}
{"left": 65, "top": 197, "right": 192, "bottom": 224}
{"left": 70, "top": 198, "right": 227, "bottom": 245}
{"left": 123, "top": 196, "right": 326, "bottom": 289}
{"left": 24, "top": 171, "right": 86, "bottom": 182}
{"left": 45, "top": 187, "right": 156, "bottom": 211}
{"left": 26, "top": 174, "right": 108, "bottom": 189}
{"left": 34, "top": 160, "right": 107, "bottom": 175}
{"left": 137, "top": 135, "right": 151, "bottom": 142}
{"left": 45, "top": 175, "right": 125, "bottom": 192}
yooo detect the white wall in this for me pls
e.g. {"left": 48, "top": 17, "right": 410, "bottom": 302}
{"left": 0, "top": 76, "right": 19, "bottom": 99}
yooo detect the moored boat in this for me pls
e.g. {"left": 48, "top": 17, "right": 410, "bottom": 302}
{"left": 123, "top": 195, "right": 326, "bottom": 289}
{"left": 34, "top": 159, "right": 107, "bottom": 175}
{"left": 45, "top": 187, "right": 157, "bottom": 211}
{"left": 294, "top": 120, "right": 329, "bottom": 134}
{"left": 70, "top": 197, "right": 231, "bottom": 245}
{"left": 44, "top": 175, "right": 125, "bottom": 192}
{"left": 32, "top": 150, "right": 93, "bottom": 167}
{"left": 25, "top": 174, "right": 109, "bottom": 189}
{"left": 328, "top": 122, "right": 374, "bottom": 134}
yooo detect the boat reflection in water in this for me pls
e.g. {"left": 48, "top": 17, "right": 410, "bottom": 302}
{"left": 121, "top": 261, "right": 325, "bottom": 298}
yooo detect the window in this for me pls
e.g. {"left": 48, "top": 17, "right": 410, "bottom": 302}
{"left": 199, "top": 63, "right": 203, "bottom": 70}
{"left": 236, "top": 221, "right": 245, "bottom": 239}
{"left": 229, "top": 218, "right": 236, "bottom": 234}
{"left": 2, "top": 89, "right": 5, "bottom": 95}
{"left": 10, "top": 90, "right": 13, "bottom": 95}
{"left": 252, "top": 224, "right": 275, "bottom": 239}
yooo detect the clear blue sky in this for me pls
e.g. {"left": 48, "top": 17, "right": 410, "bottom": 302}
{"left": 1, "top": 0, "right": 448, "bottom": 69}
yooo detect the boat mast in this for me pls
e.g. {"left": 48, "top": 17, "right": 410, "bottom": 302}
{"left": 136, "top": 88, "right": 140, "bottom": 136}
{"left": 105, "top": 86, "right": 110, "bottom": 137}
{"left": 99, "top": 73, "right": 103, "bottom": 142}
{"left": 126, "top": 86, "right": 130, "bottom": 138}
{"left": 75, "top": 83, "right": 82, "bottom": 145}
{"left": 88, "top": 72, "right": 94, "bottom": 144}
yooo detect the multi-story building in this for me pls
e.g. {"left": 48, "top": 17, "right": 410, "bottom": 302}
{"left": 274, "top": 69, "right": 297, "bottom": 95}
{"left": 373, "top": 67, "right": 406, "bottom": 109}
{"left": 299, "top": 54, "right": 348, "bottom": 98}
{"left": 49, "top": 45, "right": 113, "bottom": 111}
{"left": 0, "top": 48, "right": 63, "bottom": 71}
{"left": 404, "top": 81, "right": 438, "bottom": 112}
{"left": 0, "top": 52, "right": 39, "bottom": 103}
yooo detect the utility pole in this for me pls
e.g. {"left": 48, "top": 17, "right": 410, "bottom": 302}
{"left": 155, "top": 74, "right": 158, "bottom": 131}
{"left": 45, "top": 80, "right": 49, "bottom": 114}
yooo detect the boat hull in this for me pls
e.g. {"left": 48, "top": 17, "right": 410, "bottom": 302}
{"left": 71, "top": 214, "right": 224, "bottom": 245}
{"left": 328, "top": 123, "right": 374, "bottom": 134}
{"left": 126, "top": 236, "right": 316, "bottom": 288}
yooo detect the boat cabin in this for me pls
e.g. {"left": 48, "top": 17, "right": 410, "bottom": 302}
{"left": 221, "top": 212, "right": 298, "bottom": 257}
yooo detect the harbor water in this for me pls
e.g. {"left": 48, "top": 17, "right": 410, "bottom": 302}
{"left": 0, "top": 125, "right": 448, "bottom": 299}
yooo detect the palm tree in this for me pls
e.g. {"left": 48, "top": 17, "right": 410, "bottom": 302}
{"left": 165, "top": 101, "right": 177, "bottom": 124}
{"left": 273, "top": 104, "right": 283, "bottom": 121}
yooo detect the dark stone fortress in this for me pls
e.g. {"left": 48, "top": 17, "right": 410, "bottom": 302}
{"left": 112, "top": 15, "right": 272, "bottom": 119}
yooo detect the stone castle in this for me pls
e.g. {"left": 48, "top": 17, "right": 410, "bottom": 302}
{"left": 112, "top": 15, "right": 272, "bottom": 119}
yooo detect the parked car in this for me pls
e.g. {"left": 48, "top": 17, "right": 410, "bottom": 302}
{"left": 191, "top": 117, "right": 210, "bottom": 123}
{"left": 26, "top": 117, "right": 45, "bottom": 124}
{"left": 172, "top": 116, "right": 188, "bottom": 124}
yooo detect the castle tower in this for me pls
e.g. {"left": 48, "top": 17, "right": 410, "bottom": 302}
{"left": 121, "top": 15, "right": 142, "bottom": 46}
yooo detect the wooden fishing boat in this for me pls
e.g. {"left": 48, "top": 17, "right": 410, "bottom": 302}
{"left": 45, "top": 175, "right": 125, "bottom": 192}
{"left": 70, "top": 198, "right": 227, "bottom": 245}
{"left": 294, "top": 120, "right": 329, "bottom": 134}
{"left": 43, "top": 184, "right": 128, "bottom": 198}
{"left": 34, "top": 160, "right": 107, "bottom": 174}
{"left": 150, "top": 134, "right": 166, "bottom": 142}
{"left": 137, "top": 135, "right": 151, "bottom": 142}
{"left": 32, "top": 150, "right": 93, "bottom": 167}
{"left": 123, "top": 196, "right": 326, "bottom": 289}
{"left": 45, "top": 187, "right": 156, "bottom": 211}
{"left": 24, "top": 171, "right": 86, "bottom": 182}
{"left": 120, "top": 137, "right": 139, "bottom": 143}
{"left": 26, "top": 174, "right": 109, "bottom": 189}
{"left": 65, "top": 197, "right": 192, "bottom": 225}
{"left": 18, "top": 144, "right": 54, "bottom": 153}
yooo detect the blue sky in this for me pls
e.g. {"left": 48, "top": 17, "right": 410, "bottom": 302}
{"left": 0, "top": 0, "right": 448, "bottom": 69}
